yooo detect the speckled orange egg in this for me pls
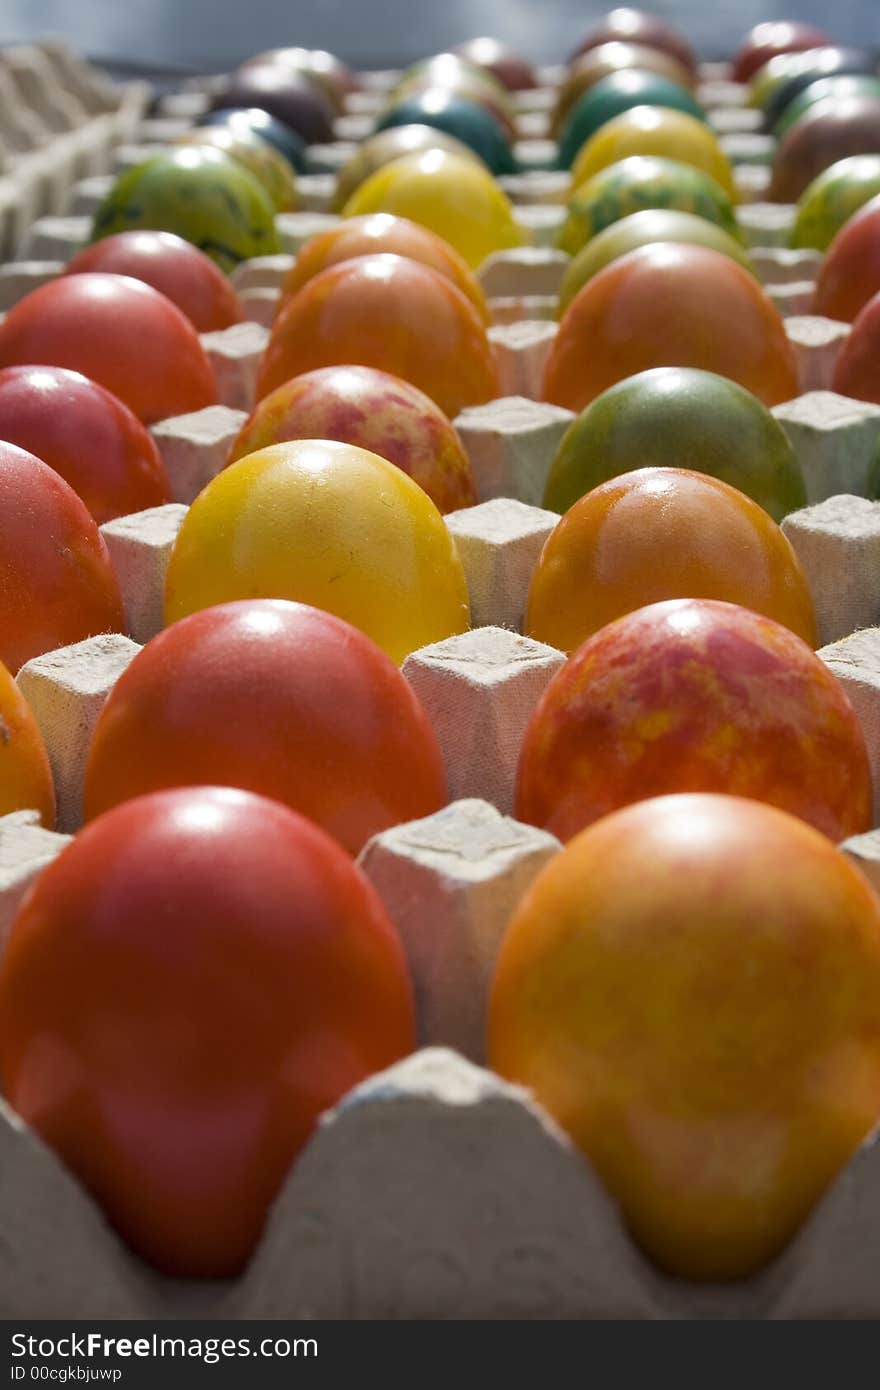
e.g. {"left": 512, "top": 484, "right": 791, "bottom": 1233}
{"left": 517, "top": 598, "right": 870, "bottom": 844}
{"left": 230, "top": 366, "right": 476, "bottom": 513}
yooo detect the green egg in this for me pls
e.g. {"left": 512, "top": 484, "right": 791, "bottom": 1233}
{"left": 791, "top": 154, "right": 880, "bottom": 250}
{"left": 543, "top": 367, "right": 806, "bottom": 521}
{"left": 91, "top": 146, "right": 281, "bottom": 274}
{"left": 176, "top": 126, "right": 299, "bottom": 211}
{"left": 776, "top": 75, "right": 880, "bottom": 138}
{"left": 556, "top": 156, "right": 741, "bottom": 257}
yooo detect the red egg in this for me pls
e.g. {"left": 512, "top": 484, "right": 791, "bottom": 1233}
{"left": 732, "top": 23, "right": 832, "bottom": 83}
{"left": 812, "top": 193, "right": 880, "bottom": 321}
{"left": 454, "top": 37, "right": 536, "bottom": 91}
{"left": 213, "top": 62, "right": 336, "bottom": 143}
{"left": 0, "top": 441, "right": 124, "bottom": 672}
{"left": 769, "top": 96, "right": 880, "bottom": 203}
{"left": 0, "top": 274, "right": 218, "bottom": 425}
{"left": 570, "top": 9, "right": 697, "bottom": 77}
{"left": 543, "top": 243, "right": 798, "bottom": 412}
{"left": 246, "top": 46, "right": 358, "bottom": 106}
{"left": 517, "top": 598, "right": 871, "bottom": 844}
{"left": 832, "top": 289, "right": 880, "bottom": 403}
{"left": 231, "top": 365, "right": 477, "bottom": 512}
{"left": 84, "top": 599, "right": 448, "bottom": 854}
{"left": 0, "top": 366, "right": 170, "bottom": 523}
{"left": 257, "top": 254, "right": 499, "bottom": 417}
{"left": 0, "top": 785, "right": 415, "bottom": 1276}
{"left": 64, "top": 231, "right": 244, "bottom": 332}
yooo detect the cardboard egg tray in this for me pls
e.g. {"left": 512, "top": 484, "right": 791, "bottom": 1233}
{"left": 0, "top": 42, "right": 149, "bottom": 259}
{"left": 1, "top": 54, "right": 880, "bottom": 1321}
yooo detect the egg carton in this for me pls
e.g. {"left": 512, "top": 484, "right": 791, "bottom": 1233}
{"left": 1, "top": 799, "right": 879, "bottom": 1319}
{"left": 2, "top": 63, "right": 880, "bottom": 1321}
{"left": 0, "top": 43, "right": 150, "bottom": 258}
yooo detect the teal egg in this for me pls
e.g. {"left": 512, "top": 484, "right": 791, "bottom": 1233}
{"left": 558, "top": 69, "right": 706, "bottom": 169}
{"left": 375, "top": 89, "right": 518, "bottom": 175}
{"left": 198, "top": 106, "right": 309, "bottom": 173}
{"left": 776, "top": 75, "right": 880, "bottom": 137}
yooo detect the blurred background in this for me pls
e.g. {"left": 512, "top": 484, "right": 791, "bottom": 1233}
{"left": 0, "top": 1, "right": 877, "bottom": 75}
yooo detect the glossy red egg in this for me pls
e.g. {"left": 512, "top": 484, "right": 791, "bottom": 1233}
{"left": 0, "top": 785, "right": 416, "bottom": 1277}
{"left": 0, "top": 366, "right": 170, "bottom": 523}
{"left": 732, "top": 23, "right": 832, "bottom": 83}
{"left": 64, "top": 231, "right": 244, "bottom": 332}
{"left": 832, "top": 289, "right": 880, "bottom": 403}
{"left": 84, "top": 600, "right": 448, "bottom": 854}
{"left": 812, "top": 193, "right": 880, "bottom": 321}
{"left": 0, "top": 441, "right": 124, "bottom": 672}
{"left": 0, "top": 274, "right": 217, "bottom": 425}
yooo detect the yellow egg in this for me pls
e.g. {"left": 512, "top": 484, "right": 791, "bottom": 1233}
{"left": 332, "top": 125, "right": 482, "bottom": 212}
{"left": 572, "top": 105, "right": 737, "bottom": 200}
{"left": 342, "top": 148, "right": 523, "bottom": 268}
{"left": 164, "top": 439, "right": 471, "bottom": 664}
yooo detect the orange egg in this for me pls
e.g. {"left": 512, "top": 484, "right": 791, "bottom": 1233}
{"left": 543, "top": 243, "right": 798, "bottom": 412}
{"left": 257, "top": 254, "right": 499, "bottom": 417}
{"left": 526, "top": 468, "right": 818, "bottom": 652}
{"left": 0, "top": 661, "right": 54, "bottom": 828}
{"left": 489, "top": 792, "right": 880, "bottom": 1279}
{"left": 279, "top": 214, "right": 489, "bottom": 321}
